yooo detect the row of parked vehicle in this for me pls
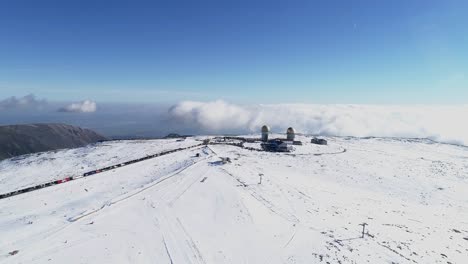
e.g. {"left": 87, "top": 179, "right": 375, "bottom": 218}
{"left": 0, "top": 143, "right": 205, "bottom": 200}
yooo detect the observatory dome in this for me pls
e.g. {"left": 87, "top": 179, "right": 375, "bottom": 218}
{"left": 261, "top": 125, "right": 270, "bottom": 142}
{"left": 286, "top": 127, "right": 296, "bottom": 140}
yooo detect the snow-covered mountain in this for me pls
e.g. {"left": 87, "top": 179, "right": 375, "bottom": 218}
{"left": 0, "top": 135, "right": 467, "bottom": 263}
{"left": 0, "top": 123, "right": 107, "bottom": 161}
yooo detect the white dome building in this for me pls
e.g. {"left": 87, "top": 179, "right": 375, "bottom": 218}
{"left": 261, "top": 125, "right": 270, "bottom": 142}
{"left": 286, "top": 127, "right": 296, "bottom": 141}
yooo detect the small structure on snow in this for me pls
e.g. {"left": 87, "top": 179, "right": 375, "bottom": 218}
{"left": 261, "top": 139, "right": 293, "bottom": 152}
{"left": 311, "top": 137, "right": 327, "bottom": 145}
{"left": 257, "top": 125, "right": 302, "bottom": 152}
{"left": 261, "top": 125, "right": 270, "bottom": 142}
{"left": 220, "top": 157, "right": 232, "bottom": 164}
{"left": 286, "top": 127, "right": 296, "bottom": 141}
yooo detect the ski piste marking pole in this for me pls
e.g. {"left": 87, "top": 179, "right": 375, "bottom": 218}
{"left": 0, "top": 143, "right": 205, "bottom": 200}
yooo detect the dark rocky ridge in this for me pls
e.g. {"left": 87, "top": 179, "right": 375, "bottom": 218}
{"left": 163, "top": 133, "right": 192, "bottom": 139}
{"left": 0, "top": 123, "right": 108, "bottom": 160}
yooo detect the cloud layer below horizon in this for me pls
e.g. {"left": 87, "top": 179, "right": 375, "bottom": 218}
{"left": 169, "top": 100, "right": 468, "bottom": 146}
{"left": 0, "top": 94, "right": 47, "bottom": 110}
{"left": 2, "top": 94, "right": 467, "bottom": 145}
{"left": 58, "top": 100, "right": 97, "bottom": 113}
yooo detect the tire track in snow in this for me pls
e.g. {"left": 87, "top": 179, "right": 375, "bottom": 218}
{"left": 167, "top": 165, "right": 213, "bottom": 206}
{"left": 220, "top": 160, "right": 317, "bottom": 225}
{"left": 162, "top": 236, "right": 174, "bottom": 264}
{"left": 283, "top": 228, "right": 297, "bottom": 248}
{"left": 68, "top": 147, "right": 213, "bottom": 222}
{"left": 220, "top": 167, "right": 300, "bottom": 223}
{"left": 138, "top": 150, "right": 216, "bottom": 264}
{"left": 154, "top": 207, "right": 206, "bottom": 264}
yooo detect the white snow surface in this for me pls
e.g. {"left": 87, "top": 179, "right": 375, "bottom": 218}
{"left": 1, "top": 136, "right": 468, "bottom": 263}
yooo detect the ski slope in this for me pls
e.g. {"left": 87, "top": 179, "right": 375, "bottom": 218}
{"left": 1, "top": 136, "right": 467, "bottom": 263}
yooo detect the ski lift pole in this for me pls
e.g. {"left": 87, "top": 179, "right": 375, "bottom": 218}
{"left": 360, "top": 223, "right": 368, "bottom": 238}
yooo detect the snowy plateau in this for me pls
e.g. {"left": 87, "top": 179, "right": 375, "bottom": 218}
{"left": 0, "top": 135, "right": 467, "bottom": 264}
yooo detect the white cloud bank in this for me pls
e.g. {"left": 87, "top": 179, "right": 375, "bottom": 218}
{"left": 59, "top": 100, "right": 97, "bottom": 113}
{"left": 169, "top": 100, "right": 468, "bottom": 146}
{"left": 0, "top": 94, "right": 47, "bottom": 110}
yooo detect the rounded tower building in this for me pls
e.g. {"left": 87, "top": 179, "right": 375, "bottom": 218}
{"left": 261, "top": 125, "right": 270, "bottom": 142}
{"left": 286, "top": 127, "right": 296, "bottom": 141}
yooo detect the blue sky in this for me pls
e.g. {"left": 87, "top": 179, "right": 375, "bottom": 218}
{"left": 1, "top": 0, "right": 467, "bottom": 104}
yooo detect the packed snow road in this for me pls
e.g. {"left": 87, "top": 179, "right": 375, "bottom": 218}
{"left": 1, "top": 136, "right": 467, "bottom": 263}
{"left": 0, "top": 141, "right": 205, "bottom": 200}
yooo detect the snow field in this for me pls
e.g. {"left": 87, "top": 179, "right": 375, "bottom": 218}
{"left": 1, "top": 136, "right": 467, "bottom": 263}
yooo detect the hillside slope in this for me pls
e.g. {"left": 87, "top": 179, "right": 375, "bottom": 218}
{"left": 0, "top": 123, "right": 107, "bottom": 160}
{"left": 0, "top": 136, "right": 467, "bottom": 263}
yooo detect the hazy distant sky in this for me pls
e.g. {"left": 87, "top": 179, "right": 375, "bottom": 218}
{"left": 1, "top": 0, "right": 467, "bottom": 104}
